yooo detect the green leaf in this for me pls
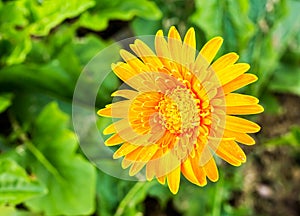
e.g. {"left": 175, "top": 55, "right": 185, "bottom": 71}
{"left": 78, "top": 0, "right": 162, "bottom": 31}
{"left": 0, "top": 158, "right": 47, "bottom": 206}
{"left": 27, "top": 0, "right": 95, "bottom": 36}
{"left": 0, "top": 93, "right": 13, "bottom": 113}
{"left": 131, "top": 18, "right": 161, "bottom": 36}
{"left": 191, "top": 0, "right": 255, "bottom": 52}
{"left": 0, "top": 1, "right": 31, "bottom": 65}
{"left": 0, "top": 206, "right": 15, "bottom": 216}
{"left": 24, "top": 102, "right": 96, "bottom": 215}
{"left": 247, "top": 0, "right": 300, "bottom": 96}
{"left": 0, "top": 0, "right": 94, "bottom": 65}
{"left": 0, "top": 63, "right": 74, "bottom": 99}
{"left": 269, "top": 64, "right": 300, "bottom": 96}
{"left": 0, "top": 206, "right": 35, "bottom": 216}
{"left": 73, "top": 34, "right": 109, "bottom": 66}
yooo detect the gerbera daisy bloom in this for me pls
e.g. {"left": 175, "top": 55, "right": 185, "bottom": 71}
{"left": 98, "top": 26, "right": 263, "bottom": 194}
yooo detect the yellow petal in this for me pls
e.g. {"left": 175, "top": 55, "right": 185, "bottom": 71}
{"left": 222, "top": 73, "right": 258, "bottom": 94}
{"left": 212, "top": 52, "right": 239, "bottom": 72}
{"left": 105, "top": 134, "right": 124, "bottom": 146}
{"left": 108, "top": 119, "right": 144, "bottom": 141}
{"left": 190, "top": 155, "right": 207, "bottom": 186}
{"left": 121, "top": 158, "right": 132, "bottom": 169}
{"left": 223, "top": 129, "right": 256, "bottom": 145}
{"left": 226, "top": 104, "right": 264, "bottom": 115}
{"left": 146, "top": 149, "right": 164, "bottom": 181}
{"left": 182, "top": 27, "right": 196, "bottom": 65}
{"left": 98, "top": 100, "right": 131, "bottom": 118}
{"left": 129, "top": 145, "right": 158, "bottom": 176}
{"left": 111, "top": 89, "right": 139, "bottom": 99}
{"left": 215, "top": 140, "right": 246, "bottom": 166}
{"left": 215, "top": 149, "right": 241, "bottom": 166}
{"left": 111, "top": 62, "right": 138, "bottom": 83}
{"left": 168, "top": 26, "right": 182, "bottom": 65}
{"left": 168, "top": 26, "right": 182, "bottom": 41}
{"left": 155, "top": 30, "right": 172, "bottom": 68}
{"left": 199, "top": 36, "right": 223, "bottom": 64}
{"left": 225, "top": 93, "right": 259, "bottom": 106}
{"left": 113, "top": 142, "right": 139, "bottom": 159}
{"left": 181, "top": 157, "right": 201, "bottom": 186}
{"left": 225, "top": 115, "right": 261, "bottom": 133}
{"left": 167, "top": 166, "right": 181, "bottom": 194}
{"left": 157, "top": 175, "right": 166, "bottom": 185}
{"left": 203, "top": 157, "right": 219, "bottom": 182}
{"left": 217, "top": 63, "right": 250, "bottom": 85}
{"left": 122, "top": 147, "right": 143, "bottom": 168}
{"left": 103, "top": 123, "right": 116, "bottom": 135}
{"left": 119, "top": 49, "right": 149, "bottom": 72}
{"left": 130, "top": 39, "right": 163, "bottom": 69}
{"left": 97, "top": 106, "right": 113, "bottom": 117}
{"left": 183, "top": 27, "right": 196, "bottom": 49}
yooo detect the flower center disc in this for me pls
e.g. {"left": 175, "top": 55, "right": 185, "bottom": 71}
{"left": 158, "top": 86, "right": 200, "bottom": 135}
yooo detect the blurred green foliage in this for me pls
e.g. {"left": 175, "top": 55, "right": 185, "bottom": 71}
{"left": 0, "top": 0, "right": 300, "bottom": 215}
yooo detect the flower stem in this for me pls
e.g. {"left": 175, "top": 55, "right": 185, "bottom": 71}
{"left": 212, "top": 177, "right": 223, "bottom": 216}
{"left": 114, "top": 181, "right": 150, "bottom": 216}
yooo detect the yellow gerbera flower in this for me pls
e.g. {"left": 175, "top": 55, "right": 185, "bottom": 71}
{"left": 98, "top": 26, "right": 263, "bottom": 194}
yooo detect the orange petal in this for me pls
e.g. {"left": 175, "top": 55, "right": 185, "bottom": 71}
{"left": 212, "top": 52, "right": 239, "bottom": 72}
{"left": 226, "top": 104, "right": 264, "bottom": 115}
{"left": 215, "top": 140, "right": 246, "bottom": 166}
{"left": 225, "top": 115, "right": 261, "bottom": 133}
{"left": 181, "top": 157, "right": 200, "bottom": 186}
{"left": 157, "top": 175, "right": 166, "bottom": 185}
{"left": 122, "top": 147, "right": 143, "bottom": 167}
{"left": 222, "top": 73, "right": 258, "bottom": 94}
{"left": 223, "top": 129, "right": 256, "bottom": 145}
{"left": 190, "top": 155, "right": 207, "bottom": 186}
{"left": 203, "top": 157, "right": 219, "bottom": 182}
{"left": 105, "top": 134, "right": 124, "bottom": 146}
{"left": 215, "top": 149, "right": 242, "bottom": 166}
{"left": 146, "top": 149, "right": 164, "bottom": 181}
{"left": 217, "top": 63, "right": 250, "bottom": 85}
{"left": 103, "top": 123, "right": 116, "bottom": 135}
{"left": 113, "top": 142, "right": 140, "bottom": 159}
{"left": 199, "top": 36, "right": 223, "bottom": 64}
{"left": 97, "top": 106, "right": 112, "bottom": 117}
{"left": 168, "top": 26, "right": 182, "bottom": 41}
{"left": 183, "top": 27, "right": 196, "bottom": 49}
{"left": 225, "top": 93, "right": 259, "bottom": 106}
{"left": 167, "top": 166, "right": 181, "bottom": 194}
{"left": 129, "top": 145, "right": 158, "bottom": 176}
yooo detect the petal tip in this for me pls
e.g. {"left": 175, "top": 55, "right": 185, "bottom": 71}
{"left": 156, "top": 29, "right": 164, "bottom": 37}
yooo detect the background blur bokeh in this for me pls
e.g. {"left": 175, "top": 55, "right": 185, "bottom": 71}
{"left": 1, "top": 0, "right": 300, "bottom": 215}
